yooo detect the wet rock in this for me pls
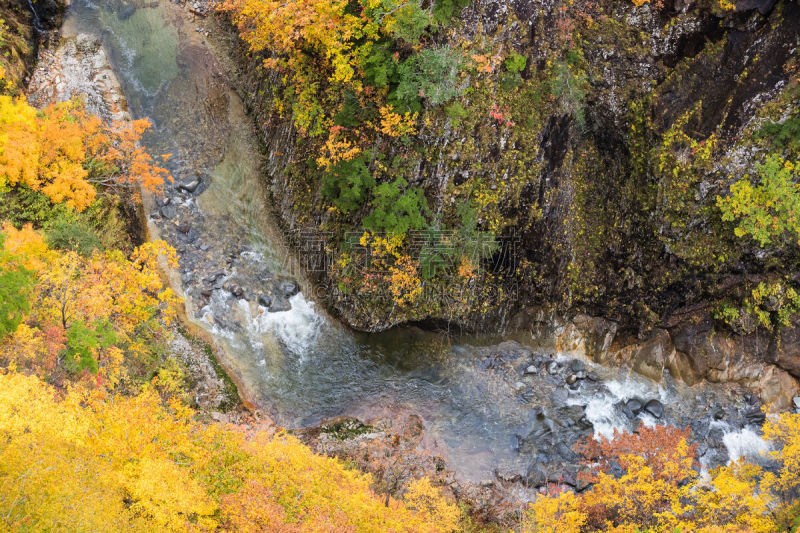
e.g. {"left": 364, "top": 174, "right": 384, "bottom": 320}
{"left": 569, "top": 359, "right": 586, "bottom": 373}
{"left": 258, "top": 294, "right": 272, "bottom": 307}
{"left": 744, "top": 408, "right": 766, "bottom": 426}
{"left": 178, "top": 177, "right": 201, "bottom": 193}
{"left": 280, "top": 280, "right": 299, "bottom": 297}
{"left": 546, "top": 361, "right": 561, "bottom": 375}
{"left": 269, "top": 298, "right": 292, "bottom": 313}
{"left": 643, "top": 399, "right": 665, "bottom": 419}
{"left": 565, "top": 374, "right": 579, "bottom": 385}
{"left": 160, "top": 205, "right": 178, "bottom": 219}
{"left": 586, "top": 371, "right": 600, "bottom": 381}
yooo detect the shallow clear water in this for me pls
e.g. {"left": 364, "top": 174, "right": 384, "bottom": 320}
{"left": 63, "top": 0, "right": 768, "bottom": 484}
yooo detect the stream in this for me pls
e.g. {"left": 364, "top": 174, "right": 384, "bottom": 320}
{"left": 62, "top": 0, "right": 772, "bottom": 487}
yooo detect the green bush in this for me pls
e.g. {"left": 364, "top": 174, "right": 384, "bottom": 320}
{"left": 362, "top": 40, "right": 398, "bottom": 90}
{"left": 432, "top": 0, "right": 470, "bottom": 25}
{"left": 321, "top": 153, "right": 376, "bottom": 213}
{"left": 0, "top": 235, "right": 32, "bottom": 339}
{"left": 755, "top": 114, "right": 800, "bottom": 156}
{"left": 504, "top": 53, "right": 527, "bottom": 74}
{"left": 45, "top": 213, "right": 103, "bottom": 256}
{"left": 444, "top": 101, "right": 468, "bottom": 125}
{"left": 363, "top": 177, "right": 428, "bottom": 235}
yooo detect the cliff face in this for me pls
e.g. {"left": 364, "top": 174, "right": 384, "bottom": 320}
{"left": 0, "top": 0, "right": 66, "bottom": 92}
{"left": 224, "top": 0, "right": 800, "bottom": 398}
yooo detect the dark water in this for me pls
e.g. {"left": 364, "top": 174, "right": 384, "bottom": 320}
{"left": 63, "top": 0, "right": 766, "bottom": 484}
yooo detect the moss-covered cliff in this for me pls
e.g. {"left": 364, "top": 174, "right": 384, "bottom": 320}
{"left": 222, "top": 0, "right": 799, "bottom": 341}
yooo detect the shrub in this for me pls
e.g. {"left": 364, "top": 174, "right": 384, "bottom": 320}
{"left": 45, "top": 213, "right": 102, "bottom": 256}
{"left": 321, "top": 153, "right": 375, "bottom": 213}
{"left": 363, "top": 177, "right": 428, "bottom": 235}
{"left": 504, "top": 52, "right": 527, "bottom": 74}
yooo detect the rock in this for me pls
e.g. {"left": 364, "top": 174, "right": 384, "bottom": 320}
{"left": 626, "top": 398, "right": 643, "bottom": 416}
{"left": 586, "top": 371, "right": 600, "bottom": 381}
{"left": 269, "top": 298, "right": 292, "bottom": 313}
{"left": 569, "top": 314, "right": 618, "bottom": 363}
{"left": 632, "top": 329, "right": 674, "bottom": 382}
{"left": 566, "top": 374, "right": 579, "bottom": 385}
{"left": 160, "top": 205, "right": 178, "bottom": 219}
{"left": 258, "top": 294, "right": 272, "bottom": 307}
{"left": 546, "top": 361, "right": 561, "bottom": 375}
{"left": 569, "top": 359, "right": 586, "bottom": 373}
{"left": 524, "top": 364, "right": 538, "bottom": 375}
{"left": 794, "top": 396, "right": 800, "bottom": 411}
{"left": 177, "top": 223, "right": 191, "bottom": 234}
{"left": 643, "top": 399, "right": 665, "bottom": 419}
{"left": 280, "top": 280, "right": 299, "bottom": 297}
{"left": 200, "top": 289, "right": 212, "bottom": 298}
{"left": 744, "top": 408, "right": 766, "bottom": 426}
{"left": 526, "top": 465, "right": 549, "bottom": 487}
{"left": 514, "top": 381, "right": 526, "bottom": 392}
{"left": 178, "top": 178, "right": 201, "bottom": 193}
{"left": 230, "top": 285, "right": 244, "bottom": 298}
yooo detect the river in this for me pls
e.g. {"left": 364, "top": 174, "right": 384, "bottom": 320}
{"left": 62, "top": 0, "right": 769, "bottom": 486}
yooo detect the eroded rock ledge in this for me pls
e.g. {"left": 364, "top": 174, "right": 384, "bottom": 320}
{"left": 516, "top": 308, "right": 800, "bottom": 409}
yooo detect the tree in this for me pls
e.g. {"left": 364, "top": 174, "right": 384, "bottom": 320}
{"left": 717, "top": 155, "right": 800, "bottom": 247}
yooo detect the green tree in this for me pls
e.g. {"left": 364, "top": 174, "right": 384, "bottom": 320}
{"left": 393, "top": 46, "right": 463, "bottom": 111}
{"left": 321, "top": 153, "right": 375, "bottom": 213}
{"left": 363, "top": 177, "right": 427, "bottom": 235}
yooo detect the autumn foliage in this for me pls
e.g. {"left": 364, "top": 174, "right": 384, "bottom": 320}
{"left": 524, "top": 422, "right": 800, "bottom": 533}
{"left": 0, "top": 96, "right": 169, "bottom": 211}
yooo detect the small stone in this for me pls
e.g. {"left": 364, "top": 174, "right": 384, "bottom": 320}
{"left": 586, "top": 371, "right": 600, "bottom": 381}
{"left": 514, "top": 381, "right": 526, "bottom": 392}
{"left": 177, "top": 223, "right": 191, "bottom": 234}
{"left": 524, "top": 364, "right": 538, "bottom": 375}
{"left": 546, "top": 361, "right": 560, "bottom": 375}
{"left": 566, "top": 374, "right": 578, "bottom": 385}
{"left": 230, "top": 285, "right": 244, "bottom": 298}
{"left": 200, "top": 289, "right": 212, "bottom": 298}
{"left": 258, "top": 294, "right": 272, "bottom": 307}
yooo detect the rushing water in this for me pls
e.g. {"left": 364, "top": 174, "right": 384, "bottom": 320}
{"left": 63, "top": 0, "right": 771, "bottom": 484}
